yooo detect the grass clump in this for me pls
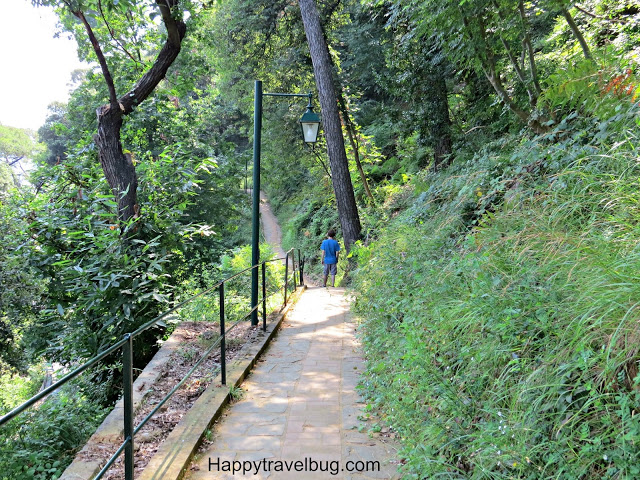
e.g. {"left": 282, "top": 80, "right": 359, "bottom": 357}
{"left": 352, "top": 105, "right": 640, "bottom": 478}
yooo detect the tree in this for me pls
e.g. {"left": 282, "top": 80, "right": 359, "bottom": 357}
{"left": 37, "top": 102, "right": 72, "bottom": 166}
{"left": 0, "top": 124, "right": 40, "bottom": 187}
{"left": 38, "top": 0, "right": 187, "bottom": 230}
{"left": 0, "top": 193, "right": 44, "bottom": 372}
{"left": 0, "top": 163, "right": 16, "bottom": 193}
{"left": 299, "top": 0, "right": 361, "bottom": 250}
{"left": 0, "top": 124, "right": 36, "bottom": 165}
{"left": 387, "top": 0, "right": 590, "bottom": 135}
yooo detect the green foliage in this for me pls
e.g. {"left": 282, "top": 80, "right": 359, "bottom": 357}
{"left": 278, "top": 187, "right": 343, "bottom": 283}
{"left": 0, "top": 368, "right": 43, "bottom": 414}
{"left": 0, "top": 162, "right": 16, "bottom": 194}
{"left": 219, "top": 243, "right": 286, "bottom": 316}
{"left": 0, "top": 381, "right": 107, "bottom": 480}
{"left": 0, "top": 194, "right": 45, "bottom": 373}
{"left": 176, "top": 243, "right": 285, "bottom": 327}
{"left": 352, "top": 103, "right": 640, "bottom": 478}
{"left": 4, "top": 0, "right": 640, "bottom": 477}
{"left": 36, "top": 102, "right": 72, "bottom": 166}
{"left": 228, "top": 385, "right": 245, "bottom": 402}
{"left": 26, "top": 144, "right": 208, "bottom": 363}
{"left": 0, "top": 125, "right": 40, "bottom": 163}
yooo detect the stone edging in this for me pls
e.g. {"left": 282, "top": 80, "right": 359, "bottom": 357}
{"left": 139, "top": 287, "right": 305, "bottom": 480}
{"left": 59, "top": 287, "right": 305, "bottom": 480}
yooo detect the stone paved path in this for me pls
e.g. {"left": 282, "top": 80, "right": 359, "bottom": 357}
{"left": 185, "top": 286, "right": 399, "bottom": 479}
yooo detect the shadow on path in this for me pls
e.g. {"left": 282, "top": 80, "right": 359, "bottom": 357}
{"left": 186, "top": 286, "right": 400, "bottom": 479}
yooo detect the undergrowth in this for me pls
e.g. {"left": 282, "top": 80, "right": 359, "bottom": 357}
{"left": 175, "top": 243, "right": 286, "bottom": 325}
{"left": 352, "top": 103, "right": 640, "bottom": 478}
{"left": 0, "top": 377, "right": 107, "bottom": 480}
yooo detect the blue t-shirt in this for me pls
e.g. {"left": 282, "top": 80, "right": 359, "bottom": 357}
{"left": 321, "top": 238, "right": 341, "bottom": 264}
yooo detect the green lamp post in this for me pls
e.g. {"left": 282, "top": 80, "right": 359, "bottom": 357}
{"left": 251, "top": 80, "right": 321, "bottom": 325}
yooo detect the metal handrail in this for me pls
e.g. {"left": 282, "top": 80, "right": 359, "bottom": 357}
{"left": 0, "top": 248, "right": 305, "bottom": 480}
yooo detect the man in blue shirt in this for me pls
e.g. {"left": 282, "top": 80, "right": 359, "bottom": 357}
{"left": 320, "top": 229, "right": 341, "bottom": 287}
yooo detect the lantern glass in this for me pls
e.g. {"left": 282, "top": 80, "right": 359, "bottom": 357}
{"left": 301, "top": 121, "right": 320, "bottom": 143}
{"left": 299, "top": 106, "right": 321, "bottom": 144}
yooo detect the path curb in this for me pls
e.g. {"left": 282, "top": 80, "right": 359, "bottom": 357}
{"left": 139, "top": 287, "right": 305, "bottom": 480}
{"left": 59, "top": 319, "right": 188, "bottom": 480}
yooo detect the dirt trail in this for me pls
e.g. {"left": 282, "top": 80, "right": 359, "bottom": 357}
{"left": 253, "top": 189, "right": 317, "bottom": 286}
{"left": 259, "top": 191, "right": 287, "bottom": 260}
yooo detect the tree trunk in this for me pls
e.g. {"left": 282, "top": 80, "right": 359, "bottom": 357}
{"left": 75, "top": 0, "right": 186, "bottom": 229}
{"left": 468, "top": 13, "right": 550, "bottom": 135}
{"left": 298, "top": 0, "right": 361, "bottom": 251}
{"left": 518, "top": 0, "right": 542, "bottom": 96}
{"left": 491, "top": 0, "right": 538, "bottom": 107}
{"left": 95, "top": 106, "right": 138, "bottom": 225}
{"left": 562, "top": 8, "right": 593, "bottom": 60}
{"left": 428, "top": 65, "right": 453, "bottom": 169}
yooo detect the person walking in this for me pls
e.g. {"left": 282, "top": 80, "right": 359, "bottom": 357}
{"left": 321, "top": 229, "right": 341, "bottom": 287}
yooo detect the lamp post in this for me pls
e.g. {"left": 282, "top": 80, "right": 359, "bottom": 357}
{"left": 251, "top": 80, "right": 320, "bottom": 326}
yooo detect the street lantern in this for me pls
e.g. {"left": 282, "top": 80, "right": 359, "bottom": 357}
{"left": 299, "top": 102, "right": 321, "bottom": 144}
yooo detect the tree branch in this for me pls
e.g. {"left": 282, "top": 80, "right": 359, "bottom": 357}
{"left": 311, "top": 147, "right": 332, "bottom": 179}
{"left": 118, "top": 0, "right": 187, "bottom": 113}
{"left": 475, "top": 14, "right": 549, "bottom": 134}
{"left": 491, "top": 0, "right": 537, "bottom": 106}
{"left": 575, "top": 3, "right": 629, "bottom": 23}
{"left": 518, "top": 0, "right": 542, "bottom": 96}
{"left": 562, "top": 7, "right": 593, "bottom": 60}
{"left": 98, "top": 0, "right": 146, "bottom": 68}
{"left": 336, "top": 90, "right": 375, "bottom": 205}
{"left": 74, "top": 9, "right": 119, "bottom": 108}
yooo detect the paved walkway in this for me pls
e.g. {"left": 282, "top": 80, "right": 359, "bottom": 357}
{"left": 185, "top": 286, "right": 399, "bottom": 479}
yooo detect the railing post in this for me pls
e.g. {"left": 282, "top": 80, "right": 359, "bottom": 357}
{"left": 284, "top": 252, "right": 289, "bottom": 306}
{"left": 261, "top": 262, "right": 267, "bottom": 332}
{"left": 123, "top": 334, "right": 134, "bottom": 480}
{"left": 292, "top": 249, "right": 298, "bottom": 290}
{"left": 297, "top": 249, "right": 302, "bottom": 287}
{"left": 300, "top": 255, "right": 305, "bottom": 287}
{"left": 294, "top": 250, "right": 299, "bottom": 292}
{"left": 219, "top": 283, "right": 226, "bottom": 385}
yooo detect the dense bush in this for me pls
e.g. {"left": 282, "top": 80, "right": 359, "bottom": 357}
{"left": 0, "top": 195, "right": 45, "bottom": 373}
{"left": 176, "top": 243, "right": 286, "bottom": 326}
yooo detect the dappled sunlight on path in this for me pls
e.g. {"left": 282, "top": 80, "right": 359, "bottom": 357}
{"left": 186, "top": 286, "right": 399, "bottom": 479}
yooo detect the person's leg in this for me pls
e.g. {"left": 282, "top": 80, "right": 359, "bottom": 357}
{"left": 323, "top": 263, "right": 329, "bottom": 287}
{"left": 330, "top": 263, "right": 337, "bottom": 287}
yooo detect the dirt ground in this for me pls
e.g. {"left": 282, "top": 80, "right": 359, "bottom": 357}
{"left": 79, "top": 321, "right": 265, "bottom": 479}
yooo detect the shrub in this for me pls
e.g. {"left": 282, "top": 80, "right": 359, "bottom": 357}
{"left": 0, "top": 380, "right": 107, "bottom": 480}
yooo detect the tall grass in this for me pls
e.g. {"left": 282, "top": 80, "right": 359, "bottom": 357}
{"left": 352, "top": 105, "right": 640, "bottom": 478}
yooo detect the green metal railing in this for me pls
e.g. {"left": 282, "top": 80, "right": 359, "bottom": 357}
{"left": 0, "top": 248, "right": 305, "bottom": 479}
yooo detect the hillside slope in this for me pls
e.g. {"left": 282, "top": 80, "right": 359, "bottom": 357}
{"left": 351, "top": 105, "right": 640, "bottom": 478}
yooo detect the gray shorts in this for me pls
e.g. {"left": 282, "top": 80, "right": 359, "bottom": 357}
{"left": 323, "top": 263, "right": 337, "bottom": 276}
